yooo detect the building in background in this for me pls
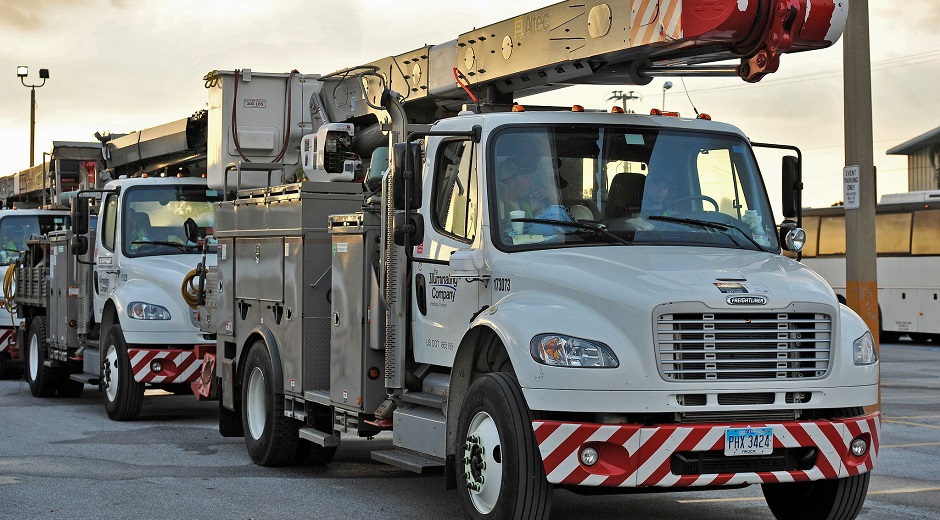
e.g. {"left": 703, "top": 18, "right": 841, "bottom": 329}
{"left": 887, "top": 126, "right": 940, "bottom": 191}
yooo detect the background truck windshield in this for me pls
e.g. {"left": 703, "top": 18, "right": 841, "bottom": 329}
{"left": 490, "top": 126, "right": 778, "bottom": 252}
{"left": 122, "top": 185, "right": 221, "bottom": 257}
{"left": 0, "top": 214, "right": 69, "bottom": 265}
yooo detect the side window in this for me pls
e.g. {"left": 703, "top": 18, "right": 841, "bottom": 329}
{"left": 818, "top": 216, "right": 846, "bottom": 256}
{"left": 432, "top": 140, "right": 477, "bottom": 242}
{"left": 101, "top": 194, "right": 118, "bottom": 251}
{"left": 875, "top": 212, "right": 912, "bottom": 254}
{"left": 912, "top": 208, "right": 940, "bottom": 255}
{"left": 697, "top": 148, "right": 747, "bottom": 216}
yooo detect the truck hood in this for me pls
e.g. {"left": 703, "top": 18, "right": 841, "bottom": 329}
{"left": 501, "top": 246, "right": 838, "bottom": 313}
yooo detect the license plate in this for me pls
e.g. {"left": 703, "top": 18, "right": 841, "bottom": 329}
{"left": 724, "top": 427, "right": 773, "bottom": 456}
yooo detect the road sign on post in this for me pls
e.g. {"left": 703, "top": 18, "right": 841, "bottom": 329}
{"left": 844, "top": 165, "right": 860, "bottom": 209}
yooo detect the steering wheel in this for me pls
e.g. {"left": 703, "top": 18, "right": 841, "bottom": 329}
{"left": 661, "top": 195, "right": 719, "bottom": 213}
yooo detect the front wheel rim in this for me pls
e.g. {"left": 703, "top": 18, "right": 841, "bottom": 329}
{"left": 28, "top": 333, "right": 39, "bottom": 381}
{"left": 104, "top": 344, "right": 119, "bottom": 402}
{"left": 463, "top": 411, "right": 503, "bottom": 514}
{"left": 246, "top": 366, "right": 267, "bottom": 440}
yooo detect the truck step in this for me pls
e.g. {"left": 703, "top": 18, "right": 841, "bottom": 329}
{"left": 400, "top": 391, "right": 446, "bottom": 411}
{"left": 371, "top": 449, "right": 444, "bottom": 474}
{"left": 69, "top": 373, "right": 98, "bottom": 385}
{"left": 299, "top": 427, "right": 341, "bottom": 447}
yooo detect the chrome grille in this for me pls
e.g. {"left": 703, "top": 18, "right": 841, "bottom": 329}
{"left": 656, "top": 311, "right": 832, "bottom": 381}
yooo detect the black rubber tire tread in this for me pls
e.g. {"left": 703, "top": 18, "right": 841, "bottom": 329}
{"left": 26, "top": 316, "right": 58, "bottom": 397}
{"left": 103, "top": 324, "right": 145, "bottom": 421}
{"left": 241, "top": 341, "right": 299, "bottom": 466}
{"left": 296, "top": 440, "right": 338, "bottom": 466}
{"left": 57, "top": 378, "right": 85, "bottom": 398}
{"left": 878, "top": 330, "right": 900, "bottom": 344}
{"left": 456, "top": 372, "right": 552, "bottom": 520}
{"left": 219, "top": 398, "right": 244, "bottom": 437}
{"left": 762, "top": 472, "right": 871, "bottom": 520}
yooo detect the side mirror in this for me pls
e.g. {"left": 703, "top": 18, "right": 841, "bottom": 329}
{"left": 70, "top": 235, "right": 89, "bottom": 256}
{"left": 391, "top": 141, "right": 423, "bottom": 210}
{"left": 183, "top": 217, "right": 200, "bottom": 243}
{"left": 781, "top": 155, "right": 801, "bottom": 219}
{"left": 392, "top": 212, "right": 424, "bottom": 247}
{"left": 72, "top": 196, "right": 90, "bottom": 235}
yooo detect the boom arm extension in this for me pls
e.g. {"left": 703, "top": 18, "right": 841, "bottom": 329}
{"left": 350, "top": 0, "right": 846, "bottom": 109}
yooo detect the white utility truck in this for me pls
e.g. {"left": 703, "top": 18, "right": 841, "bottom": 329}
{"left": 15, "top": 112, "right": 221, "bottom": 420}
{"left": 195, "top": 2, "right": 879, "bottom": 519}
{"left": 0, "top": 141, "right": 99, "bottom": 377}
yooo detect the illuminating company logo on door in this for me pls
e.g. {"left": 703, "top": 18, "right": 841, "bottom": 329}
{"left": 727, "top": 295, "right": 767, "bottom": 306}
{"left": 429, "top": 270, "right": 458, "bottom": 304}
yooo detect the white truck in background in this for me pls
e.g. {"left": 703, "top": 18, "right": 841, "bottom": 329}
{"left": 0, "top": 141, "right": 100, "bottom": 377}
{"left": 14, "top": 112, "right": 221, "bottom": 420}
{"left": 196, "top": 2, "right": 879, "bottom": 519}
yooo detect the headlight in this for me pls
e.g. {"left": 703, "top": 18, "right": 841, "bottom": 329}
{"left": 127, "top": 302, "right": 171, "bottom": 320}
{"left": 853, "top": 331, "right": 878, "bottom": 365}
{"left": 530, "top": 334, "right": 618, "bottom": 368}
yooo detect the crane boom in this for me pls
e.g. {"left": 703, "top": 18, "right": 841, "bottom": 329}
{"left": 353, "top": 0, "right": 845, "bottom": 110}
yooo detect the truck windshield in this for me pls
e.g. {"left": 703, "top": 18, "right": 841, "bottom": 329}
{"left": 123, "top": 185, "right": 222, "bottom": 258}
{"left": 490, "top": 126, "right": 778, "bottom": 252}
{"left": 0, "top": 214, "right": 69, "bottom": 265}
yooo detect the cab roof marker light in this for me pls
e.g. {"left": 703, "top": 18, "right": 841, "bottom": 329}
{"left": 572, "top": 105, "right": 585, "bottom": 112}
{"left": 697, "top": 113, "right": 712, "bottom": 120}
{"left": 512, "top": 105, "right": 526, "bottom": 112}
{"left": 611, "top": 106, "right": 625, "bottom": 113}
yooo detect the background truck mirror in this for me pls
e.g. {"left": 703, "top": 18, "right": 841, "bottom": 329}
{"left": 72, "top": 196, "right": 90, "bottom": 235}
{"left": 781, "top": 155, "right": 801, "bottom": 219}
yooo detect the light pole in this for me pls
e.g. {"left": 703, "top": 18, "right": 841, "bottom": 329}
{"left": 17, "top": 66, "right": 50, "bottom": 168}
{"left": 661, "top": 81, "right": 673, "bottom": 111}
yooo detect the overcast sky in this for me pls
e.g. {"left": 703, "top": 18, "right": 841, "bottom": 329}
{"left": 1, "top": 0, "right": 938, "bottom": 210}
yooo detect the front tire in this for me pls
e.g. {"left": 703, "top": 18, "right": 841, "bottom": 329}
{"left": 26, "top": 316, "right": 58, "bottom": 397}
{"left": 762, "top": 472, "right": 870, "bottom": 520}
{"left": 102, "top": 325, "right": 144, "bottom": 421}
{"left": 241, "top": 341, "right": 299, "bottom": 466}
{"left": 456, "top": 372, "right": 552, "bottom": 519}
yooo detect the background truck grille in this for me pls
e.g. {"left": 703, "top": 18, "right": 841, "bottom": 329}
{"left": 656, "top": 311, "right": 832, "bottom": 381}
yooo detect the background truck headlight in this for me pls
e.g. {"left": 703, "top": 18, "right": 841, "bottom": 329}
{"left": 530, "top": 334, "right": 618, "bottom": 368}
{"left": 853, "top": 332, "right": 878, "bottom": 365}
{"left": 127, "top": 302, "right": 171, "bottom": 320}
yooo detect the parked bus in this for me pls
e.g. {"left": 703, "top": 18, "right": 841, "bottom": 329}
{"left": 800, "top": 190, "right": 940, "bottom": 342}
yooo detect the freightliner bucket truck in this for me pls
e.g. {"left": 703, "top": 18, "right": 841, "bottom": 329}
{"left": 196, "top": 2, "right": 879, "bottom": 519}
{"left": 15, "top": 111, "right": 221, "bottom": 420}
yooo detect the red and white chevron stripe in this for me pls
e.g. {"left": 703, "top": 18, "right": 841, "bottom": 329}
{"left": 0, "top": 328, "right": 15, "bottom": 355}
{"left": 128, "top": 348, "right": 202, "bottom": 384}
{"left": 533, "top": 414, "right": 880, "bottom": 488}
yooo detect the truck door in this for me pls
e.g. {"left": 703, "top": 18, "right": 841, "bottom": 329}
{"left": 93, "top": 193, "right": 119, "bottom": 321}
{"left": 412, "top": 138, "right": 481, "bottom": 366}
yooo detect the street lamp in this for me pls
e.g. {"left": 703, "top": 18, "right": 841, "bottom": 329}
{"left": 17, "top": 66, "right": 50, "bottom": 168}
{"left": 661, "top": 81, "right": 673, "bottom": 112}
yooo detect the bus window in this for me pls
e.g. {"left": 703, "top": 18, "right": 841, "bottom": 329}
{"left": 801, "top": 216, "right": 820, "bottom": 257}
{"left": 875, "top": 212, "right": 912, "bottom": 254}
{"left": 818, "top": 216, "right": 846, "bottom": 255}
{"left": 912, "top": 208, "right": 940, "bottom": 255}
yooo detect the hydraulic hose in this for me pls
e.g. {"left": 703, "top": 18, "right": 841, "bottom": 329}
{"left": 2, "top": 264, "right": 17, "bottom": 331}
{"left": 181, "top": 268, "right": 202, "bottom": 310}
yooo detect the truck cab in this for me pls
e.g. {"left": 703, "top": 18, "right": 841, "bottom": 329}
{"left": 91, "top": 176, "right": 220, "bottom": 417}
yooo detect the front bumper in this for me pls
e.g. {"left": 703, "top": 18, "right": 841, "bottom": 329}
{"left": 533, "top": 413, "right": 880, "bottom": 487}
{"left": 128, "top": 348, "right": 204, "bottom": 384}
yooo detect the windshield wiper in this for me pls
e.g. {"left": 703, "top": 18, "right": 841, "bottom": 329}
{"left": 647, "top": 215, "right": 765, "bottom": 250}
{"left": 132, "top": 240, "right": 196, "bottom": 252}
{"left": 513, "top": 218, "right": 633, "bottom": 246}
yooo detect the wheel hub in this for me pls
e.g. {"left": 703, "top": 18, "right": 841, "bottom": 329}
{"left": 463, "top": 411, "right": 503, "bottom": 514}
